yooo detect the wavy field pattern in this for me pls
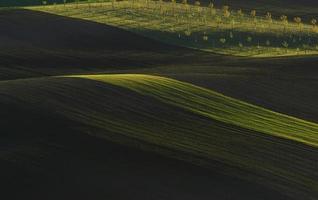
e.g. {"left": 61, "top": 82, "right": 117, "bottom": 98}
{"left": 1, "top": 2, "right": 318, "bottom": 200}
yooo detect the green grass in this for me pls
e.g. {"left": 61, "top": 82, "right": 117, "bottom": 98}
{"left": 29, "top": 1, "right": 318, "bottom": 57}
{"left": 76, "top": 74, "right": 318, "bottom": 147}
{"left": 1, "top": 74, "right": 318, "bottom": 199}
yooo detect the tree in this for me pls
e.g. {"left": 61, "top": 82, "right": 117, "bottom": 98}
{"left": 311, "top": 18, "right": 317, "bottom": 32}
{"left": 216, "top": 16, "right": 222, "bottom": 28}
{"left": 181, "top": 0, "right": 189, "bottom": 14}
{"left": 203, "top": 32, "right": 208, "bottom": 41}
{"left": 222, "top": 5, "right": 229, "bottom": 13}
{"left": 265, "top": 12, "right": 272, "bottom": 28}
{"left": 237, "top": 9, "right": 244, "bottom": 24}
{"left": 230, "top": 19, "right": 235, "bottom": 30}
{"left": 294, "top": 17, "right": 303, "bottom": 32}
{"left": 247, "top": 36, "right": 252, "bottom": 43}
{"left": 208, "top": 1, "right": 216, "bottom": 16}
{"left": 238, "top": 42, "right": 243, "bottom": 48}
{"left": 282, "top": 41, "right": 289, "bottom": 52}
{"left": 280, "top": 15, "right": 288, "bottom": 32}
{"left": 250, "top": 10, "right": 257, "bottom": 29}
{"left": 184, "top": 29, "right": 192, "bottom": 36}
{"left": 229, "top": 31, "right": 234, "bottom": 39}
{"left": 311, "top": 18, "right": 317, "bottom": 27}
{"left": 194, "top": 0, "right": 201, "bottom": 6}
{"left": 194, "top": 0, "right": 201, "bottom": 14}
{"left": 222, "top": 5, "right": 231, "bottom": 19}
{"left": 237, "top": 9, "right": 244, "bottom": 17}
{"left": 250, "top": 10, "right": 256, "bottom": 18}
{"left": 219, "top": 38, "right": 226, "bottom": 46}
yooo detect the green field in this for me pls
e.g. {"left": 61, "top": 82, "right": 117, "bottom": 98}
{"left": 77, "top": 74, "right": 318, "bottom": 147}
{"left": 1, "top": 74, "right": 318, "bottom": 199}
{"left": 1, "top": 1, "right": 318, "bottom": 200}
{"left": 29, "top": 1, "right": 318, "bottom": 57}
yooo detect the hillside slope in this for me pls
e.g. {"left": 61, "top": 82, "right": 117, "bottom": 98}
{"left": 0, "top": 8, "right": 208, "bottom": 80}
{"left": 3, "top": 90, "right": 290, "bottom": 200}
{"left": 30, "top": 1, "right": 318, "bottom": 57}
{"left": 80, "top": 74, "right": 318, "bottom": 147}
{"left": 1, "top": 8, "right": 318, "bottom": 124}
{"left": 1, "top": 74, "right": 318, "bottom": 199}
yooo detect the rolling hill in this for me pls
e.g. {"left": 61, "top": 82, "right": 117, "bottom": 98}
{"left": 1, "top": 75, "right": 293, "bottom": 200}
{"left": 1, "top": 4, "right": 318, "bottom": 200}
{"left": 1, "top": 74, "right": 318, "bottom": 199}
{"left": 1, "top": 7, "right": 318, "bottom": 123}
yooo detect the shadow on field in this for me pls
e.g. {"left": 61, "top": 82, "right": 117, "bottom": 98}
{"left": 0, "top": 103, "right": 290, "bottom": 200}
{"left": 0, "top": 8, "right": 226, "bottom": 80}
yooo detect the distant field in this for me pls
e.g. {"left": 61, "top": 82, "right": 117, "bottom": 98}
{"left": 29, "top": 1, "right": 318, "bottom": 57}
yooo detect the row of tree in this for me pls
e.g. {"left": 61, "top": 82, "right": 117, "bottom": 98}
{"left": 40, "top": 0, "right": 318, "bottom": 55}
{"left": 41, "top": 0, "right": 317, "bottom": 31}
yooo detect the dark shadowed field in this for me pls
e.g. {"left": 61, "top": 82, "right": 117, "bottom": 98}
{"left": 1, "top": 97, "right": 290, "bottom": 200}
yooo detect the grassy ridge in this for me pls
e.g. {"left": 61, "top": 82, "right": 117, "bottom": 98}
{"left": 79, "top": 74, "right": 318, "bottom": 147}
{"left": 1, "top": 74, "right": 318, "bottom": 199}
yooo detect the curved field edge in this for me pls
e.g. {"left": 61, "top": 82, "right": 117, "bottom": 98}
{"left": 73, "top": 74, "right": 318, "bottom": 148}
{"left": 0, "top": 75, "right": 318, "bottom": 199}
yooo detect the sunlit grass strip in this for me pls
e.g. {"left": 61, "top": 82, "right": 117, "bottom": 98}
{"left": 29, "top": 1, "right": 318, "bottom": 57}
{"left": 72, "top": 74, "right": 318, "bottom": 147}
